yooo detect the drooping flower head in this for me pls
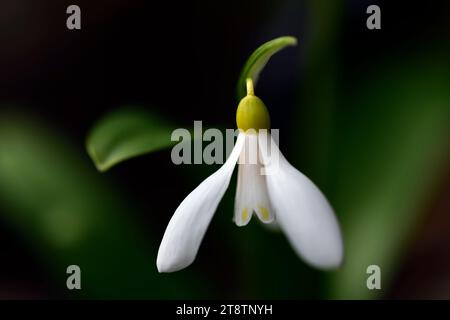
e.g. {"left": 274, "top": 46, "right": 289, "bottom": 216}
{"left": 157, "top": 78, "right": 344, "bottom": 273}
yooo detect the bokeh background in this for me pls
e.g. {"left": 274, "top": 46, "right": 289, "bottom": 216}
{"left": 0, "top": 0, "right": 449, "bottom": 299}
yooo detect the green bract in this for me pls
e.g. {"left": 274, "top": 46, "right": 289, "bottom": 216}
{"left": 236, "top": 36, "right": 298, "bottom": 100}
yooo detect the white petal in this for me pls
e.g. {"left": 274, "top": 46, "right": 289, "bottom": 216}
{"left": 258, "top": 133, "right": 344, "bottom": 269}
{"left": 234, "top": 134, "right": 274, "bottom": 226}
{"left": 157, "top": 132, "right": 245, "bottom": 272}
{"left": 259, "top": 219, "right": 280, "bottom": 232}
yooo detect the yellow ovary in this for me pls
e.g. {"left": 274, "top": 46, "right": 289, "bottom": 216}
{"left": 236, "top": 79, "right": 271, "bottom": 132}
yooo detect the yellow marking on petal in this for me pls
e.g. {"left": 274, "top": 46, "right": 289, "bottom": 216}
{"left": 242, "top": 208, "right": 249, "bottom": 221}
{"left": 258, "top": 206, "right": 270, "bottom": 221}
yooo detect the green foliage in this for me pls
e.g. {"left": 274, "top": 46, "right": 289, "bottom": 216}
{"left": 327, "top": 59, "right": 450, "bottom": 299}
{"left": 86, "top": 107, "right": 177, "bottom": 171}
{"left": 0, "top": 113, "right": 209, "bottom": 298}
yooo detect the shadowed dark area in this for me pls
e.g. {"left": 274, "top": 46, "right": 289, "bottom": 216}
{"left": 0, "top": 0, "right": 449, "bottom": 299}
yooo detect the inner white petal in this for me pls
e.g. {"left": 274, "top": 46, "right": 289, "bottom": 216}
{"left": 234, "top": 133, "right": 274, "bottom": 226}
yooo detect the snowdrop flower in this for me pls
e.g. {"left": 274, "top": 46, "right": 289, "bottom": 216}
{"left": 157, "top": 79, "right": 343, "bottom": 273}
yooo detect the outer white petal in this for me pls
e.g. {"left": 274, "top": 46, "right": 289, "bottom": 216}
{"left": 258, "top": 134, "right": 344, "bottom": 269}
{"left": 157, "top": 132, "right": 245, "bottom": 273}
{"left": 234, "top": 134, "right": 274, "bottom": 226}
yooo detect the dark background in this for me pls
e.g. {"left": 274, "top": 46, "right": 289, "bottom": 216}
{"left": 0, "top": 0, "right": 449, "bottom": 299}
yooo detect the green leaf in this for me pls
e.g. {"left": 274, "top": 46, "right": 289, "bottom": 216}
{"left": 236, "top": 36, "right": 297, "bottom": 100}
{"left": 86, "top": 107, "right": 177, "bottom": 172}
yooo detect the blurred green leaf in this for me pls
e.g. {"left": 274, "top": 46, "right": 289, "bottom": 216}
{"left": 236, "top": 36, "right": 297, "bottom": 100}
{"left": 327, "top": 58, "right": 450, "bottom": 299}
{"left": 86, "top": 107, "right": 177, "bottom": 172}
{"left": 0, "top": 113, "right": 210, "bottom": 298}
{"left": 294, "top": 0, "right": 343, "bottom": 187}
